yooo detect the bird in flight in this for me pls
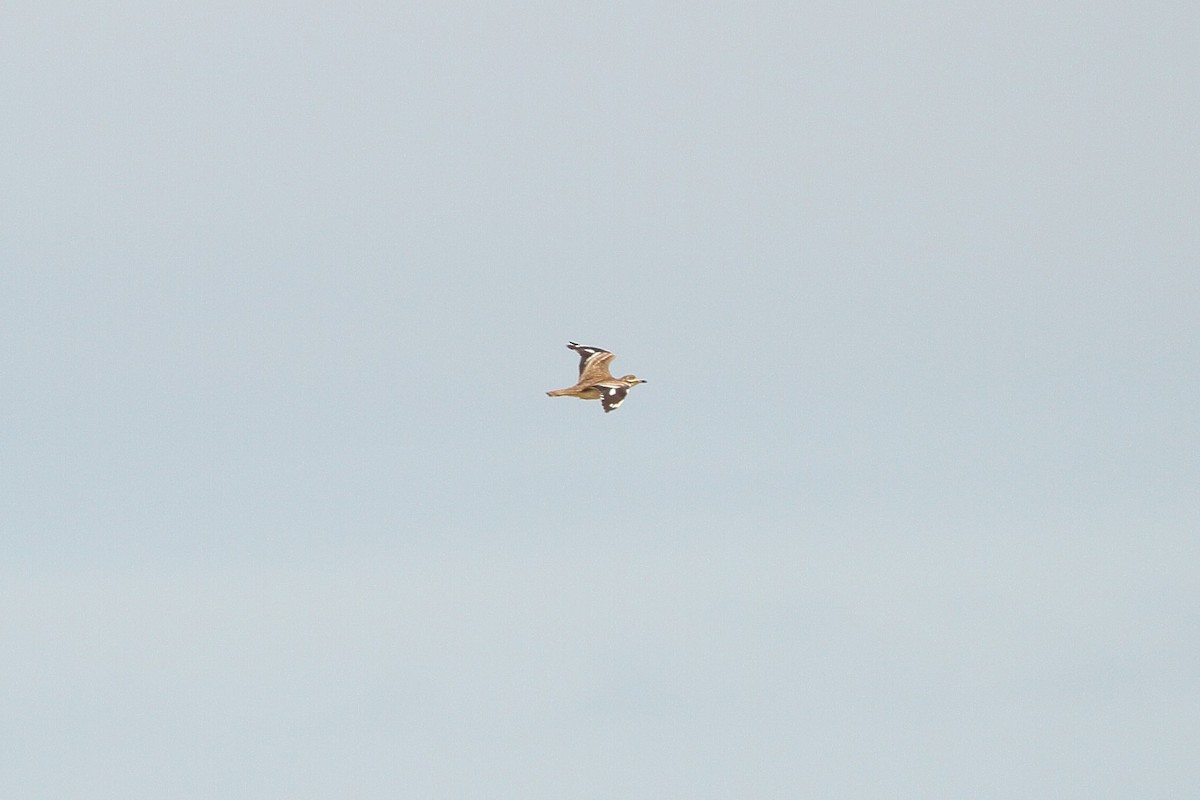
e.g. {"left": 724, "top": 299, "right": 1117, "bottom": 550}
{"left": 546, "top": 342, "right": 647, "bottom": 413}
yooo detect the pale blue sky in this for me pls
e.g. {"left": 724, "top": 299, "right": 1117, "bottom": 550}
{"left": 2, "top": 2, "right": 1198, "bottom": 798}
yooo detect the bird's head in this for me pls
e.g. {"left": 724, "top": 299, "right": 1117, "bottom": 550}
{"left": 620, "top": 375, "right": 647, "bottom": 386}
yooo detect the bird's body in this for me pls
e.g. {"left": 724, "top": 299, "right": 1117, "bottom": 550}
{"left": 546, "top": 342, "right": 647, "bottom": 412}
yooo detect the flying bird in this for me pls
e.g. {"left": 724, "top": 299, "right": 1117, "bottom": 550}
{"left": 546, "top": 341, "right": 647, "bottom": 413}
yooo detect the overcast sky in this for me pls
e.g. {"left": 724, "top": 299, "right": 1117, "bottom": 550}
{"left": 2, "top": 1, "right": 1198, "bottom": 798}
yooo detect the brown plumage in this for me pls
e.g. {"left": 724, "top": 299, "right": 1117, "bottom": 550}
{"left": 546, "top": 342, "right": 647, "bottom": 413}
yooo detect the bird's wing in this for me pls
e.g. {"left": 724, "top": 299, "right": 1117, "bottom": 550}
{"left": 580, "top": 353, "right": 616, "bottom": 383}
{"left": 568, "top": 342, "right": 615, "bottom": 382}
{"left": 596, "top": 383, "right": 629, "bottom": 413}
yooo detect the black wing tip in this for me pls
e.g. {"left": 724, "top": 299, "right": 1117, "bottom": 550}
{"left": 598, "top": 385, "right": 628, "bottom": 413}
{"left": 567, "top": 341, "right": 608, "bottom": 353}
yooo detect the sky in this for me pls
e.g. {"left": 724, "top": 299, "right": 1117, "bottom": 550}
{"left": 2, "top": 1, "right": 1198, "bottom": 797}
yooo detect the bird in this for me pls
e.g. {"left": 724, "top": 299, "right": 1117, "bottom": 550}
{"left": 546, "top": 341, "right": 647, "bottom": 413}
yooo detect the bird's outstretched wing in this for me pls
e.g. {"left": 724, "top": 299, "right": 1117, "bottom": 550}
{"left": 595, "top": 382, "right": 629, "bottom": 413}
{"left": 567, "top": 341, "right": 615, "bottom": 383}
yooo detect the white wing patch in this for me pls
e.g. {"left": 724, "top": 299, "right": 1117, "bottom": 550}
{"left": 598, "top": 385, "right": 629, "bottom": 413}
